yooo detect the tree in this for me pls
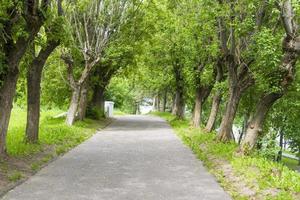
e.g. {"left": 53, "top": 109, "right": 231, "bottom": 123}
{"left": 25, "top": 0, "right": 64, "bottom": 143}
{"left": 0, "top": 0, "right": 51, "bottom": 155}
{"left": 217, "top": 1, "right": 267, "bottom": 141}
{"left": 62, "top": 0, "right": 129, "bottom": 125}
{"left": 240, "top": 0, "right": 300, "bottom": 153}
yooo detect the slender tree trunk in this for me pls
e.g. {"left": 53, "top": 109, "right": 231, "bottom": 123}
{"left": 192, "top": 87, "right": 203, "bottom": 128}
{"left": 238, "top": 113, "right": 249, "bottom": 144}
{"left": 174, "top": 89, "right": 185, "bottom": 119}
{"left": 25, "top": 41, "right": 59, "bottom": 143}
{"left": 217, "top": 86, "right": 241, "bottom": 142}
{"left": 205, "top": 58, "right": 224, "bottom": 132}
{"left": 205, "top": 90, "right": 222, "bottom": 132}
{"left": 240, "top": 93, "right": 282, "bottom": 153}
{"left": 135, "top": 102, "right": 140, "bottom": 114}
{"left": 78, "top": 81, "right": 88, "bottom": 121}
{"left": 156, "top": 94, "right": 160, "bottom": 111}
{"left": 66, "top": 87, "right": 81, "bottom": 126}
{"left": 173, "top": 63, "right": 185, "bottom": 119}
{"left": 171, "top": 94, "right": 177, "bottom": 115}
{"left": 162, "top": 89, "right": 167, "bottom": 112}
{"left": 277, "top": 129, "right": 284, "bottom": 162}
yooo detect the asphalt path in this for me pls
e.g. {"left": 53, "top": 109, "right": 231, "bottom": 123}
{"left": 2, "top": 115, "right": 231, "bottom": 200}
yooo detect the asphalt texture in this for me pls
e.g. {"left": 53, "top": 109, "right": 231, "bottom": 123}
{"left": 2, "top": 115, "right": 231, "bottom": 200}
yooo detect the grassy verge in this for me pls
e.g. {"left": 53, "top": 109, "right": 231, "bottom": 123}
{"left": 153, "top": 112, "right": 300, "bottom": 200}
{"left": 0, "top": 108, "right": 111, "bottom": 195}
{"left": 282, "top": 157, "right": 299, "bottom": 171}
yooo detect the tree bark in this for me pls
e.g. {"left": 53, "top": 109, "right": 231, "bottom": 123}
{"left": 92, "top": 84, "right": 106, "bottom": 117}
{"left": 66, "top": 87, "right": 81, "bottom": 126}
{"left": 0, "top": 71, "right": 19, "bottom": 155}
{"left": 205, "top": 57, "right": 224, "bottom": 132}
{"left": 205, "top": 90, "right": 222, "bottom": 132}
{"left": 25, "top": 41, "right": 59, "bottom": 143}
{"left": 174, "top": 89, "right": 185, "bottom": 119}
{"left": 162, "top": 89, "right": 167, "bottom": 112}
{"left": 240, "top": 93, "right": 282, "bottom": 153}
{"left": 171, "top": 94, "right": 176, "bottom": 115}
{"left": 155, "top": 94, "right": 160, "bottom": 111}
{"left": 217, "top": 85, "right": 242, "bottom": 141}
{"left": 77, "top": 81, "right": 89, "bottom": 121}
{"left": 173, "top": 63, "right": 185, "bottom": 119}
{"left": 238, "top": 113, "right": 249, "bottom": 144}
{"left": 192, "top": 87, "right": 203, "bottom": 128}
{"left": 277, "top": 129, "right": 284, "bottom": 162}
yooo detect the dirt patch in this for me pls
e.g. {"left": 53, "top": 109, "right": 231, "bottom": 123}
{"left": 198, "top": 144, "right": 283, "bottom": 200}
{"left": 0, "top": 145, "right": 56, "bottom": 196}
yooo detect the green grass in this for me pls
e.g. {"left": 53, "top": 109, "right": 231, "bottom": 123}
{"left": 6, "top": 108, "right": 107, "bottom": 157}
{"left": 153, "top": 111, "right": 300, "bottom": 200}
{"left": 8, "top": 171, "right": 23, "bottom": 182}
{"left": 282, "top": 157, "right": 299, "bottom": 170}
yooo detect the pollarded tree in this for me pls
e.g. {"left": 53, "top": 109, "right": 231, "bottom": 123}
{"left": 62, "top": 0, "right": 130, "bottom": 125}
{"left": 240, "top": 0, "right": 300, "bottom": 153}
{"left": 86, "top": 0, "right": 149, "bottom": 118}
{"left": 217, "top": 0, "right": 268, "bottom": 141}
{"left": 0, "top": 0, "right": 51, "bottom": 155}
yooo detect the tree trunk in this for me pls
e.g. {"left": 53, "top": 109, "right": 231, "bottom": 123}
{"left": 205, "top": 57, "right": 224, "bottom": 132}
{"left": 162, "top": 89, "right": 167, "bottom": 112}
{"left": 135, "top": 102, "right": 140, "bottom": 114}
{"left": 92, "top": 84, "right": 105, "bottom": 117}
{"left": 173, "top": 63, "right": 185, "bottom": 119}
{"left": 25, "top": 41, "right": 59, "bottom": 143}
{"left": 156, "top": 94, "right": 160, "bottom": 111}
{"left": 171, "top": 94, "right": 177, "bottom": 115}
{"left": 25, "top": 62, "right": 43, "bottom": 143}
{"left": 77, "top": 82, "right": 88, "bottom": 121}
{"left": 66, "top": 87, "right": 81, "bottom": 126}
{"left": 0, "top": 9, "right": 46, "bottom": 155}
{"left": 205, "top": 90, "right": 222, "bottom": 132}
{"left": 217, "top": 86, "right": 241, "bottom": 142}
{"left": 174, "top": 89, "right": 185, "bottom": 119}
{"left": 277, "top": 129, "right": 284, "bottom": 162}
{"left": 0, "top": 71, "right": 19, "bottom": 155}
{"left": 239, "top": 93, "right": 282, "bottom": 153}
{"left": 238, "top": 113, "right": 249, "bottom": 144}
{"left": 192, "top": 87, "right": 203, "bottom": 128}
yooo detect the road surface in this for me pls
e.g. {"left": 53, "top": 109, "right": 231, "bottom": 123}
{"left": 2, "top": 115, "right": 231, "bottom": 200}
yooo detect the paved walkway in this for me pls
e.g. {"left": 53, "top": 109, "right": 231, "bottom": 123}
{"left": 2, "top": 115, "right": 231, "bottom": 200}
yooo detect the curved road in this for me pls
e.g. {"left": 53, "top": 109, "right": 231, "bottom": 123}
{"left": 2, "top": 115, "right": 231, "bottom": 200}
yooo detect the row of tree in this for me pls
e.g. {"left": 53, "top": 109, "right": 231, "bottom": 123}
{"left": 133, "top": 0, "right": 300, "bottom": 155}
{"left": 0, "top": 0, "right": 148, "bottom": 157}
